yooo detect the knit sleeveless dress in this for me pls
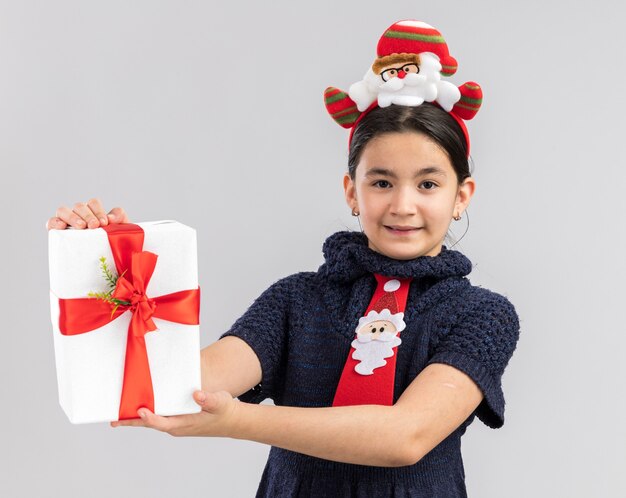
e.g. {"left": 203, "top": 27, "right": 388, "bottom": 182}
{"left": 220, "top": 230, "right": 521, "bottom": 498}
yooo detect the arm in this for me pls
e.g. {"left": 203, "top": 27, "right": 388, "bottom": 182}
{"left": 113, "top": 349, "right": 482, "bottom": 467}
{"left": 200, "top": 336, "right": 262, "bottom": 398}
{"left": 228, "top": 362, "right": 483, "bottom": 467}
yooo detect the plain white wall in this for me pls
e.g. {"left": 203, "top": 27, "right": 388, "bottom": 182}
{"left": 1, "top": 1, "right": 624, "bottom": 496}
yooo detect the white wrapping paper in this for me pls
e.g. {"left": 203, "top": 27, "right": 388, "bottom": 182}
{"left": 48, "top": 220, "right": 202, "bottom": 424}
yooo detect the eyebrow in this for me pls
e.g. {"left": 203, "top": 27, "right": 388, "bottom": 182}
{"left": 364, "top": 166, "right": 447, "bottom": 179}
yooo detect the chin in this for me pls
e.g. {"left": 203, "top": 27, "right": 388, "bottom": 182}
{"left": 369, "top": 241, "right": 429, "bottom": 260}
{"left": 365, "top": 225, "right": 445, "bottom": 258}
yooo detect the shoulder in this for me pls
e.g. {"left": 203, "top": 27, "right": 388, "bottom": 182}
{"left": 460, "top": 285, "right": 520, "bottom": 325}
{"left": 436, "top": 284, "right": 521, "bottom": 363}
{"left": 260, "top": 271, "right": 317, "bottom": 302}
{"left": 269, "top": 271, "right": 317, "bottom": 290}
{"left": 430, "top": 281, "right": 520, "bottom": 328}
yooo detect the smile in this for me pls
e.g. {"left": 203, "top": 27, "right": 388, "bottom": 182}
{"left": 384, "top": 226, "right": 421, "bottom": 235}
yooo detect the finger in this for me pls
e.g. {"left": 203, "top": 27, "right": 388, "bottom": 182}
{"left": 111, "top": 408, "right": 167, "bottom": 429}
{"left": 86, "top": 198, "right": 108, "bottom": 226}
{"left": 194, "top": 390, "right": 207, "bottom": 405}
{"left": 194, "top": 390, "right": 219, "bottom": 411}
{"left": 195, "top": 390, "right": 232, "bottom": 415}
{"left": 110, "top": 417, "right": 146, "bottom": 428}
{"left": 46, "top": 216, "right": 67, "bottom": 231}
{"left": 107, "top": 207, "right": 129, "bottom": 224}
{"left": 72, "top": 202, "right": 99, "bottom": 229}
{"left": 135, "top": 408, "right": 177, "bottom": 433}
{"left": 55, "top": 205, "right": 87, "bottom": 229}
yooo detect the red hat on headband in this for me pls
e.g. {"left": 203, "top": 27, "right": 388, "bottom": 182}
{"left": 323, "top": 19, "right": 482, "bottom": 156}
{"left": 377, "top": 20, "right": 458, "bottom": 76}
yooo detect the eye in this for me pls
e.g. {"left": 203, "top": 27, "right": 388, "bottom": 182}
{"left": 373, "top": 180, "right": 391, "bottom": 188}
{"left": 420, "top": 181, "right": 437, "bottom": 190}
{"left": 381, "top": 69, "right": 397, "bottom": 82}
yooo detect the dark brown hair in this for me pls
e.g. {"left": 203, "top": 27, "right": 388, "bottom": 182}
{"left": 347, "top": 103, "right": 471, "bottom": 184}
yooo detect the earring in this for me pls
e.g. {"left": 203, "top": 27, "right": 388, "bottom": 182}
{"left": 453, "top": 212, "right": 462, "bottom": 221}
{"left": 352, "top": 208, "right": 360, "bottom": 217}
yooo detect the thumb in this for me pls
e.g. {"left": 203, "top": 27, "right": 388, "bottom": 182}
{"left": 194, "top": 390, "right": 220, "bottom": 411}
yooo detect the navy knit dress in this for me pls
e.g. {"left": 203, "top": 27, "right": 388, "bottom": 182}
{"left": 219, "top": 230, "right": 521, "bottom": 497}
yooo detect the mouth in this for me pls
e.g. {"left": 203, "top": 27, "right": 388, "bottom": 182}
{"left": 384, "top": 225, "right": 421, "bottom": 235}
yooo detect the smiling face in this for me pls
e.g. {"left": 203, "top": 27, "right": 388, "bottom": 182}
{"left": 344, "top": 131, "right": 475, "bottom": 260}
{"left": 356, "top": 319, "right": 397, "bottom": 341}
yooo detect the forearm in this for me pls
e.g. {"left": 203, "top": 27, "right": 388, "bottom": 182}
{"left": 229, "top": 402, "right": 416, "bottom": 468}
{"left": 200, "top": 336, "right": 262, "bottom": 398}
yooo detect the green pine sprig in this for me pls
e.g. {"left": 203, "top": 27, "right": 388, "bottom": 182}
{"left": 99, "top": 256, "right": 118, "bottom": 289}
{"left": 87, "top": 256, "right": 131, "bottom": 317}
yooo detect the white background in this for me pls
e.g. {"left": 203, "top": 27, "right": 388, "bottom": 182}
{"left": 1, "top": 1, "right": 624, "bottom": 496}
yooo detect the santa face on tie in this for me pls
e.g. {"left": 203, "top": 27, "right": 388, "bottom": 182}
{"left": 351, "top": 308, "right": 405, "bottom": 376}
{"left": 357, "top": 318, "right": 398, "bottom": 341}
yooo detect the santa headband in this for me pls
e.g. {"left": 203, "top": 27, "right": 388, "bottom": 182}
{"left": 323, "top": 19, "right": 482, "bottom": 156}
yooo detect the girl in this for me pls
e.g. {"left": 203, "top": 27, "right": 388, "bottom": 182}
{"left": 46, "top": 20, "right": 520, "bottom": 498}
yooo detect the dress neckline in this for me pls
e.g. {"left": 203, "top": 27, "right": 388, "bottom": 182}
{"left": 316, "top": 230, "right": 472, "bottom": 284}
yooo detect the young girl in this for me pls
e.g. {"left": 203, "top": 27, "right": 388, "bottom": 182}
{"left": 47, "top": 20, "right": 520, "bottom": 498}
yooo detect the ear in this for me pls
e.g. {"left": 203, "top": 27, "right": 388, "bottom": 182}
{"left": 343, "top": 173, "right": 358, "bottom": 212}
{"left": 455, "top": 177, "right": 476, "bottom": 215}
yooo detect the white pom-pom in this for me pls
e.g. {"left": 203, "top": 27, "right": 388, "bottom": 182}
{"left": 384, "top": 279, "right": 401, "bottom": 292}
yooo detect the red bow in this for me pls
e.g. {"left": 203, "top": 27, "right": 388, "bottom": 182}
{"left": 57, "top": 223, "right": 200, "bottom": 420}
{"left": 112, "top": 251, "right": 159, "bottom": 337}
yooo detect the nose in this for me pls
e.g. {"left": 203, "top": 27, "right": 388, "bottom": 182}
{"left": 389, "top": 185, "right": 417, "bottom": 216}
{"left": 397, "top": 70, "right": 406, "bottom": 79}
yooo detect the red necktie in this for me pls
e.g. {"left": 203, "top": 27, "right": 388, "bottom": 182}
{"left": 332, "top": 273, "right": 413, "bottom": 406}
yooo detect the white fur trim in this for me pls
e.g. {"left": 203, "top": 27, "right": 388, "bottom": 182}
{"left": 419, "top": 52, "right": 442, "bottom": 73}
{"left": 435, "top": 80, "right": 461, "bottom": 111}
{"left": 348, "top": 68, "right": 380, "bottom": 112}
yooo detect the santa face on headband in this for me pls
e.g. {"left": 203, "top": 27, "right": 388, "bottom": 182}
{"left": 348, "top": 52, "right": 461, "bottom": 113}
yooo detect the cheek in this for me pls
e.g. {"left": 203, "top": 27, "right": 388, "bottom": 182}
{"left": 358, "top": 190, "right": 382, "bottom": 213}
{"left": 423, "top": 195, "right": 455, "bottom": 223}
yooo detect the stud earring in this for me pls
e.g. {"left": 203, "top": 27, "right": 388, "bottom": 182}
{"left": 453, "top": 212, "right": 462, "bottom": 221}
{"left": 352, "top": 208, "right": 360, "bottom": 217}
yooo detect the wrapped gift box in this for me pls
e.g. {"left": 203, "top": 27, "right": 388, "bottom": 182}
{"left": 48, "top": 220, "right": 202, "bottom": 424}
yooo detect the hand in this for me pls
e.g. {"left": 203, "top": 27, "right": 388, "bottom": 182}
{"left": 109, "top": 390, "right": 241, "bottom": 438}
{"left": 46, "top": 198, "right": 129, "bottom": 230}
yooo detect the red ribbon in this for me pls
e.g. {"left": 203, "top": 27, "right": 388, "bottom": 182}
{"left": 57, "top": 223, "right": 200, "bottom": 420}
